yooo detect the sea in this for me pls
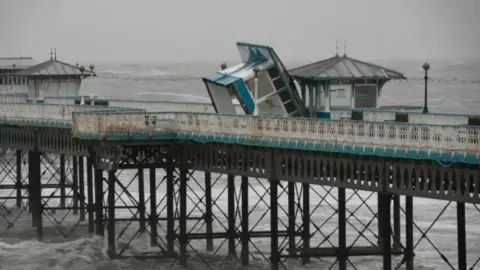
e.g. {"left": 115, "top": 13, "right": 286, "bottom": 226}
{"left": 0, "top": 59, "right": 479, "bottom": 270}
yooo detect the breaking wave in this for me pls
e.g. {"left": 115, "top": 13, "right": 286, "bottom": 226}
{"left": 0, "top": 237, "right": 110, "bottom": 270}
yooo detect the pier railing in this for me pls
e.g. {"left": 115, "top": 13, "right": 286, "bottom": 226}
{"left": 71, "top": 111, "right": 480, "bottom": 153}
{"left": 1, "top": 94, "right": 478, "bottom": 126}
{"left": 42, "top": 96, "right": 216, "bottom": 113}
{"left": 330, "top": 109, "right": 480, "bottom": 126}
{"left": 0, "top": 103, "right": 143, "bottom": 127}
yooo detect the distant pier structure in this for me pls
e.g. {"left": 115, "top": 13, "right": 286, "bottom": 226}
{"left": 289, "top": 50, "right": 407, "bottom": 118}
{"left": 15, "top": 50, "right": 95, "bottom": 102}
{"left": 0, "top": 57, "right": 37, "bottom": 93}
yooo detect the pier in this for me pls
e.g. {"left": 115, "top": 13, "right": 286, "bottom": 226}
{"left": 0, "top": 44, "right": 479, "bottom": 270}
{"left": 0, "top": 101, "right": 478, "bottom": 269}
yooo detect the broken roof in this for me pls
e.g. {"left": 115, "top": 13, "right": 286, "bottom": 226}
{"left": 289, "top": 54, "right": 406, "bottom": 81}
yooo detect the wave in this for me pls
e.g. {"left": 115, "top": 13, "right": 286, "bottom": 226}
{"left": 100, "top": 68, "right": 170, "bottom": 77}
{"left": 134, "top": 68, "right": 170, "bottom": 77}
{"left": 0, "top": 236, "right": 108, "bottom": 270}
{"left": 99, "top": 69, "right": 129, "bottom": 75}
{"left": 133, "top": 92, "right": 211, "bottom": 102}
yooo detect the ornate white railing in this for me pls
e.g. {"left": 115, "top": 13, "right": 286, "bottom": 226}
{"left": 0, "top": 103, "right": 142, "bottom": 123}
{"left": 330, "top": 109, "right": 478, "bottom": 126}
{"left": 72, "top": 112, "right": 480, "bottom": 153}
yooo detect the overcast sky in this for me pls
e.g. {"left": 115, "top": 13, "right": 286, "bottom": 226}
{"left": 1, "top": 0, "right": 479, "bottom": 63}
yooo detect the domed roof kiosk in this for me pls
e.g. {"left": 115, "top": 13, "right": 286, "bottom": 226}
{"left": 289, "top": 49, "right": 406, "bottom": 119}
{"left": 15, "top": 49, "right": 95, "bottom": 103}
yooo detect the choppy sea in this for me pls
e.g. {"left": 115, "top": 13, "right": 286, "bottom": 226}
{"left": 0, "top": 59, "right": 479, "bottom": 269}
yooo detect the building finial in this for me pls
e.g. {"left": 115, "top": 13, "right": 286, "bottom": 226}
{"left": 54, "top": 48, "right": 57, "bottom": 60}
{"left": 335, "top": 39, "right": 339, "bottom": 56}
{"left": 50, "top": 48, "right": 53, "bottom": 60}
{"left": 343, "top": 39, "right": 347, "bottom": 57}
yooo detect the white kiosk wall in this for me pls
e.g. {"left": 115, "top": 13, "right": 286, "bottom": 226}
{"left": 330, "top": 84, "right": 352, "bottom": 109}
{"left": 317, "top": 84, "right": 352, "bottom": 110}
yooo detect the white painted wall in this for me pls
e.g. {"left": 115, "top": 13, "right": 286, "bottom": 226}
{"left": 330, "top": 84, "right": 352, "bottom": 109}
{"left": 206, "top": 82, "right": 237, "bottom": 114}
{"left": 28, "top": 79, "right": 80, "bottom": 100}
{"left": 316, "top": 84, "right": 353, "bottom": 110}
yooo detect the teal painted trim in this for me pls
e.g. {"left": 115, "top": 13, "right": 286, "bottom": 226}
{"left": 176, "top": 132, "right": 479, "bottom": 165}
{"left": 317, "top": 112, "right": 331, "bottom": 119}
{"left": 0, "top": 119, "right": 71, "bottom": 128}
{"left": 72, "top": 131, "right": 178, "bottom": 141}
{"left": 233, "top": 79, "right": 255, "bottom": 114}
{"left": 236, "top": 42, "right": 271, "bottom": 50}
{"left": 276, "top": 87, "right": 288, "bottom": 93}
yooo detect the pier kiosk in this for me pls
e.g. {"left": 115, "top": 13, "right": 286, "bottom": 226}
{"left": 203, "top": 42, "right": 307, "bottom": 117}
{"left": 289, "top": 52, "right": 406, "bottom": 119}
{"left": 15, "top": 52, "right": 95, "bottom": 103}
{"left": 0, "top": 57, "right": 37, "bottom": 93}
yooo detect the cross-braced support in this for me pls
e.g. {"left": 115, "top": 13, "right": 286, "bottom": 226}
{"left": 0, "top": 149, "right": 91, "bottom": 239}
{"left": 0, "top": 136, "right": 477, "bottom": 270}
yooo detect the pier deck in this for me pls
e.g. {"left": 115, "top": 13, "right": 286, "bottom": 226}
{"left": 0, "top": 101, "right": 479, "bottom": 270}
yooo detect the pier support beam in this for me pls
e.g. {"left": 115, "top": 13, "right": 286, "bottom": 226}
{"left": 15, "top": 150, "right": 22, "bottom": 208}
{"left": 79, "top": 157, "right": 86, "bottom": 221}
{"left": 149, "top": 168, "right": 157, "bottom": 247}
{"left": 302, "top": 183, "right": 310, "bottom": 263}
{"left": 205, "top": 172, "right": 214, "bottom": 252}
{"left": 393, "top": 195, "right": 401, "bottom": 251}
{"left": 59, "top": 155, "right": 66, "bottom": 208}
{"left": 94, "top": 168, "right": 104, "bottom": 236}
{"left": 107, "top": 170, "right": 116, "bottom": 258}
{"left": 166, "top": 165, "right": 175, "bottom": 255}
{"left": 178, "top": 166, "right": 188, "bottom": 267}
{"left": 28, "top": 151, "right": 43, "bottom": 241}
{"left": 72, "top": 156, "right": 79, "bottom": 215}
{"left": 405, "top": 196, "right": 414, "bottom": 270}
{"left": 379, "top": 193, "right": 392, "bottom": 270}
{"left": 137, "top": 168, "right": 146, "bottom": 232}
{"left": 241, "top": 176, "right": 250, "bottom": 266}
{"left": 288, "top": 181, "right": 296, "bottom": 257}
{"left": 338, "top": 187, "right": 347, "bottom": 270}
{"left": 87, "top": 158, "right": 94, "bottom": 233}
{"left": 227, "top": 174, "right": 236, "bottom": 259}
{"left": 241, "top": 175, "right": 249, "bottom": 265}
{"left": 270, "top": 179, "right": 279, "bottom": 270}
{"left": 457, "top": 202, "right": 466, "bottom": 270}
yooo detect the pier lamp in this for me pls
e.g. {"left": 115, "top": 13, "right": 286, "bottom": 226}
{"left": 422, "top": 62, "right": 430, "bottom": 114}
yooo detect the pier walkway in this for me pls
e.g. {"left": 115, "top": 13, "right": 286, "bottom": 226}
{"left": 0, "top": 100, "right": 479, "bottom": 270}
{"left": 1, "top": 102, "right": 479, "bottom": 164}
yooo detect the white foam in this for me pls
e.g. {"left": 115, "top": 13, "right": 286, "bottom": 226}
{"left": 132, "top": 92, "right": 211, "bottom": 102}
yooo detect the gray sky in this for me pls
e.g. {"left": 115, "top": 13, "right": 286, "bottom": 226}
{"left": 1, "top": 0, "right": 479, "bottom": 63}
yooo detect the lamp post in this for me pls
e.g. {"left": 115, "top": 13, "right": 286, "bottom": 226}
{"left": 253, "top": 66, "right": 260, "bottom": 115}
{"left": 422, "top": 62, "right": 430, "bottom": 114}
